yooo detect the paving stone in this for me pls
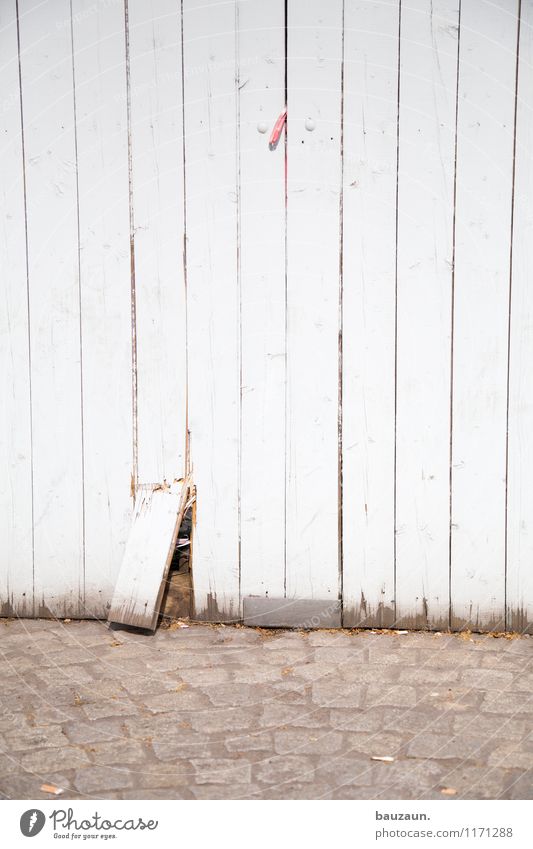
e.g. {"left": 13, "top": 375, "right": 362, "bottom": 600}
{"left": 260, "top": 702, "right": 330, "bottom": 729}
{"left": 416, "top": 650, "right": 473, "bottom": 668}
{"left": 172, "top": 667, "right": 230, "bottom": 685}
{"left": 274, "top": 729, "right": 343, "bottom": 755}
{"left": 453, "top": 712, "right": 527, "bottom": 741}
{"left": 406, "top": 733, "right": 489, "bottom": 762}
{"left": 313, "top": 646, "right": 367, "bottom": 665}
{"left": 82, "top": 698, "right": 137, "bottom": 720}
{"left": 38, "top": 648, "right": 96, "bottom": 666}
{"left": 0, "top": 773, "right": 74, "bottom": 800}
{"left": 152, "top": 731, "right": 228, "bottom": 760}
{"left": 436, "top": 764, "right": 509, "bottom": 799}
{"left": 306, "top": 631, "right": 359, "bottom": 647}
{"left": 488, "top": 745, "right": 533, "bottom": 771}
{"left": 418, "top": 687, "right": 484, "bottom": 711}
{"left": 187, "top": 706, "right": 260, "bottom": 733}
{"left": 120, "top": 675, "right": 177, "bottom": 697}
{"left": 74, "top": 765, "right": 133, "bottom": 794}
{"left": 90, "top": 738, "right": 149, "bottom": 766}
{"left": 201, "top": 683, "right": 259, "bottom": 707}
{"left": 142, "top": 689, "right": 211, "bottom": 713}
{"left": 333, "top": 785, "right": 382, "bottom": 800}
{"left": 371, "top": 758, "right": 446, "bottom": 791}
{"left": 34, "top": 665, "right": 95, "bottom": 688}
{"left": 190, "top": 784, "right": 261, "bottom": 799}
{"left": 255, "top": 783, "right": 334, "bottom": 800}
{"left": 311, "top": 680, "right": 364, "bottom": 708}
{"left": 261, "top": 635, "right": 311, "bottom": 650}
{"left": 2, "top": 618, "right": 532, "bottom": 800}
{"left": 344, "top": 731, "right": 404, "bottom": 757}
{"left": 329, "top": 708, "right": 385, "bottom": 733}
{"left": 21, "top": 746, "right": 90, "bottom": 773}
{"left": 231, "top": 666, "right": 284, "bottom": 684}
{"left": 62, "top": 718, "right": 126, "bottom": 745}
{"left": 121, "top": 787, "right": 191, "bottom": 799}
{"left": 505, "top": 771, "right": 533, "bottom": 800}
{"left": 366, "top": 684, "right": 418, "bottom": 707}
{"left": 270, "top": 681, "right": 312, "bottom": 704}
{"left": 314, "top": 755, "right": 374, "bottom": 787}
{"left": 192, "top": 758, "right": 252, "bottom": 784}
{"left": 136, "top": 761, "right": 193, "bottom": 787}
{"left": 482, "top": 692, "right": 533, "bottom": 714}
{"left": 0, "top": 711, "right": 34, "bottom": 735}
{"left": 5, "top": 725, "right": 67, "bottom": 750}
{"left": 398, "top": 667, "right": 460, "bottom": 685}
{"left": 377, "top": 706, "right": 455, "bottom": 735}
{"left": 254, "top": 755, "right": 314, "bottom": 784}
{"left": 290, "top": 661, "right": 338, "bottom": 681}
{"left": 225, "top": 732, "right": 273, "bottom": 752}
{"left": 262, "top": 655, "right": 316, "bottom": 674}
{"left": 459, "top": 668, "right": 515, "bottom": 689}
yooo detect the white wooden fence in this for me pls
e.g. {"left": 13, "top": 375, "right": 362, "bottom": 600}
{"left": 1, "top": 0, "right": 532, "bottom": 631}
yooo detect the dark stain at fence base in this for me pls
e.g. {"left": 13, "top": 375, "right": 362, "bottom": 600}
{"left": 194, "top": 591, "right": 239, "bottom": 624}
{"left": 343, "top": 602, "right": 396, "bottom": 629}
{"left": 507, "top": 606, "right": 533, "bottom": 635}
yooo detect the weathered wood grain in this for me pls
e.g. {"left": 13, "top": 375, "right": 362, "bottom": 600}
{"left": 342, "top": 0, "right": 399, "bottom": 628}
{"left": 0, "top": 0, "right": 33, "bottom": 616}
{"left": 72, "top": 0, "right": 133, "bottom": 617}
{"left": 507, "top": 0, "right": 533, "bottom": 634}
{"left": 450, "top": 0, "right": 518, "bottom": 631}
{"left": 19, "top": 0, "right": 84, "bottom": 617}
{"left": 395, "top": 0, "right": 459, "bottom": 630}
{"left": 285, "top": 0, "right": 343, "bottom": 602}
{"left": 183, "top": 0, "right": 240, "bottom": 621}
{"left": 239, "top": 0, "right": 286, "bottom": 600}
{"left": 128, "top": 0, "right": 187, "bottom": 485}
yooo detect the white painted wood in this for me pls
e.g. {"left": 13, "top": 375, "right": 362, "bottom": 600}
{"left": 507, "top": 0, "right": 533, "bottom": 634}
{"left": 128, "top": 0, "right": 187, "bottom": 485}
{"left": 0, "top": 1, "right": 532, "bottom": 632}
{"left": 18, "top": 0, "right": 84, "bottom": 617}
{"left": 108, "top": 479, "right": 189, "bottom": 630}
{"left": 0, "top": 0, "right": 33, "bottom": 616}
{"left": 451, "top": 0, "right": 518, "bottom": 630}
{"left": 395, "top": 0, "right": 459, "bottom": 629}
{"left": 285, "top": 0, "right": 343, "bottom": 603}
{"left": 341, "top": 0, "right": 399, "bottom": 627}
{"left": 238, "top": 0, "right": 286, "bottom": 600}
{"left": 71, "top": 0, "right": 133, "bottom": 616}
{"left": 184, "top": 0, "right": 240, "bottom": 620}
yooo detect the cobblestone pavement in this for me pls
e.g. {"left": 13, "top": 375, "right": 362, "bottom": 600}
{"left": 0, "top": 618, "right": 532, "bottom": 800}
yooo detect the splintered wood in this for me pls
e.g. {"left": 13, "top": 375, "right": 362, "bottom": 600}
{"left": 107, "top": 478, "right": 190, "bottom": 631}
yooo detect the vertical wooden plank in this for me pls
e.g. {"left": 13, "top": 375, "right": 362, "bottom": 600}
{"left": 285, "top": 0, "right": 343, "bottom": 601}
{"left": 184, "top": 0, "right": 240, "bottom": 620}
{"left": 507, "top": 0, "right": 533, "bottom": 634}
{"left": 128, "top": 0, "right": 187, "bottom": 485}
{"left": 451, "top": 0, "right": 518, "bottom": 631}
{"left": 341, "top": 0, "right": 399, "bottom": 626}
{"left": 238, "top": 0, "right": 286, "bottom": 600}
{"left": 395, "top": 0, "right": 459, "bottom": 629}
{"left": 19, "top": 0, "right": 83, "bottom": 617}
{"left": 0, "top": 0, "right": 33, "bottom": 616}
{"left": 72, "top": 0, "right": 132, "bottom": 615}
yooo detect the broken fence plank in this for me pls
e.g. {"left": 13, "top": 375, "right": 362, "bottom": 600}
{"left": 107, "top": 478, "right": 190, "bottom": 631}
